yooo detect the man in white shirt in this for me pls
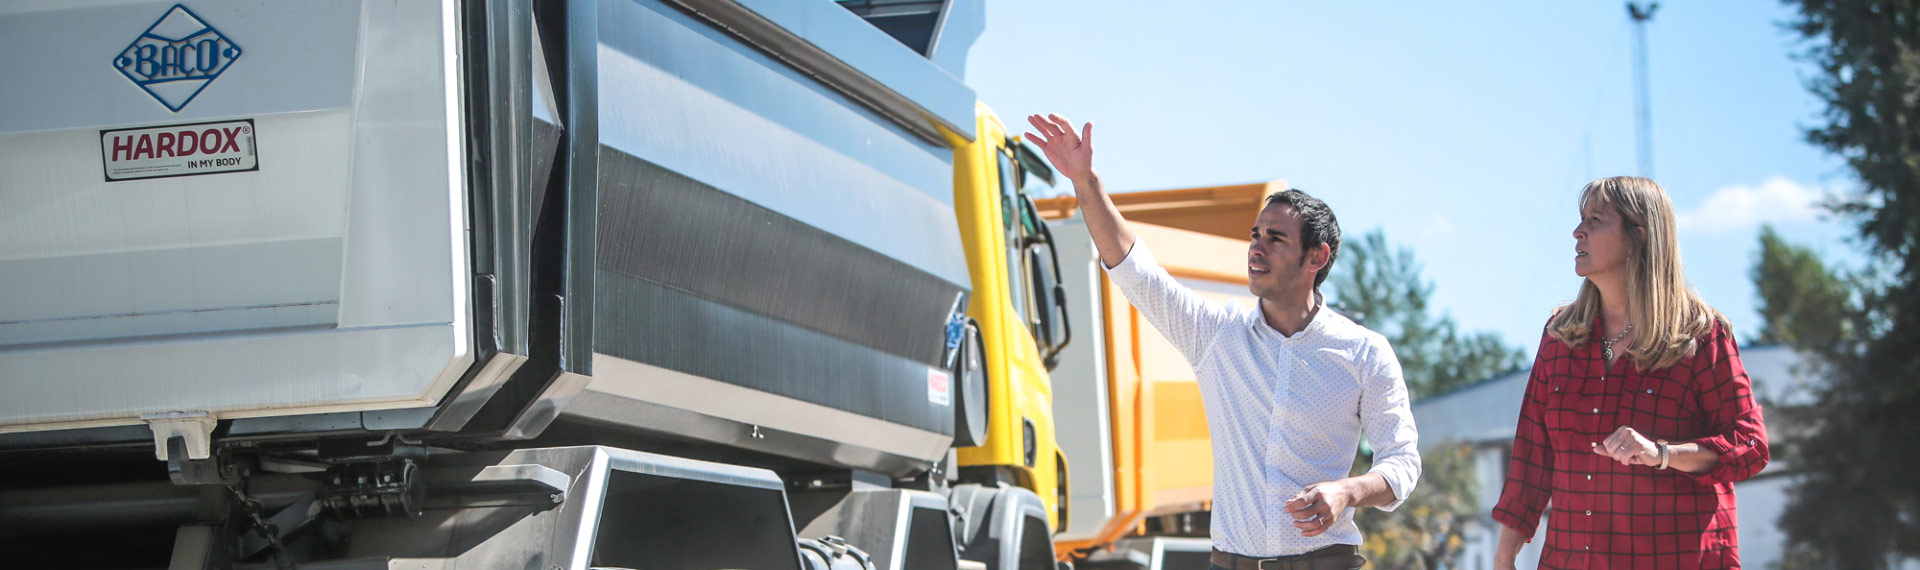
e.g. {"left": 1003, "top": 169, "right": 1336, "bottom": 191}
{"left": 1023, "top": 114, "right": 1420, "bottom": 570}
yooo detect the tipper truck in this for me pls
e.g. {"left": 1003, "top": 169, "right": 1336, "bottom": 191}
{"left": 0, "top": 1, "right": 1076, "bottom": 568}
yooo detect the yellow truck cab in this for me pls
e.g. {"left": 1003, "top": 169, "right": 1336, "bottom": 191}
{"left": 944, "top": 104, "right": 1074, "bottom": 545}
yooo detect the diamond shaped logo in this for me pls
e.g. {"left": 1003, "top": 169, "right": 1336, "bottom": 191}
{"left": 112, "top": 4, "right": 242, "bottom": 112}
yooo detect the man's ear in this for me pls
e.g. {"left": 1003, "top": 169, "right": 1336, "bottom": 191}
{"left": 1307, "top": 243, "right": 1332, "bottom": 272}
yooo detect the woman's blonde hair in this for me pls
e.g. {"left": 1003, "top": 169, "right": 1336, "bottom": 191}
{"left": 1546, "top": 176, "right": 1729, "bottom": 370}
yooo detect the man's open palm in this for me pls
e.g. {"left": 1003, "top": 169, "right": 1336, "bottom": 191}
{"left": 1025, "top": 114, "right": 1094, "bottom": 183}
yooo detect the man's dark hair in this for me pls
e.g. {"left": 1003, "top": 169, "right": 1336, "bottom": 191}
{"left": 1263, "top": 189, "right": 1341, "bottom": 288}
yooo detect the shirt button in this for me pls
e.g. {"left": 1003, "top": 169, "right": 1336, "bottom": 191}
{"left": 1585, "top": 510, "right": 1592, "bottom": 516}
{"left": 1646, "top": 389, "right": 1653, "bottom": 394}
{"left": 1585, "top": 546, "right": 1590, "bottom": 551}
{"left": 1586, "top": 474, "right": 1592, "bottom": 480}
{"left": 1592, "top": 408, "right": 1599, "bottom": 413}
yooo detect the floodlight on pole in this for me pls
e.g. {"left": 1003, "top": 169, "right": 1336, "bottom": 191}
{"left": 1628, "top": 2, "right": 1658, "bottom": 179}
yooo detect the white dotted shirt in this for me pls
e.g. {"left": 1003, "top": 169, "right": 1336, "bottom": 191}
{"left": 1105, "top": 241, "right": 1421, "bottom": 557}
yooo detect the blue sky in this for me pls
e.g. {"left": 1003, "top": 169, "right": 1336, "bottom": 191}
{"left": 965, "top": 1, "right": 1862, "bottom": 357}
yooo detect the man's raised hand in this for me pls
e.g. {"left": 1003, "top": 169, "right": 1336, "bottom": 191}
{"left": 1026, "top": 112, "right": 1132, "bottom": 268}
{"left": 1024, "top": 114, "right": 1095, "bottom": 184}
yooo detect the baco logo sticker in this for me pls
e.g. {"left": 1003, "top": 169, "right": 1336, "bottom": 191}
{"left": 113, "top": 4, "right": 242, "bottom": 112}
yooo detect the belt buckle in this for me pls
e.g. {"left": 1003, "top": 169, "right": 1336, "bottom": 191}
{"left": 1257, "top": 559, "right": 1286, "bottom": 570}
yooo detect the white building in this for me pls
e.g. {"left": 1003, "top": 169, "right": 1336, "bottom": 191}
{"left": 1408, "top": 345, "right": 1903, "bottom": 570}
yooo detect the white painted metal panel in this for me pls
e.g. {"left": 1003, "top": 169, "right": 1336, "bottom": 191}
{"left": 0, "top": 0, "right": 471, "bottom": 434}
{"left": 1046, "top": 217, "right": 1120, "bottom": 541}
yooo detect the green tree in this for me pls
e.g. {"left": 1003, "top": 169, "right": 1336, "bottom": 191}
{"left": 1778, "top": 1, "right": 1920, "bottom": 566}
{"left": 1752, "top": 224, "right": 1857, "bottom": 349}
{"left": 1330, "top": 230, "right": 1526, "bottom": 400}
{"left": 1748, "top": 225, "right": 1859, "bottom": 462}
{"left": 1749, "top": 228, "right": 1872, "bottom": 570}
{"left": 1352, "top": 443, "right": 1479, "bottom": 570}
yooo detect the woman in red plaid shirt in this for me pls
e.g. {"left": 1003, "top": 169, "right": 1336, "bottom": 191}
{"left": 1492, "top": 176, "right": 1770, "bottom": 569}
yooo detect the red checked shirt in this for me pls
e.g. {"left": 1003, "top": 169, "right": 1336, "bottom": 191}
{"left": 1492, "top": 318, "right": 1769, "bottom": 569}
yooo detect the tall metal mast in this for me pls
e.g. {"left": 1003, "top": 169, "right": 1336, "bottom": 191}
{"left": 1628, "top": 2, "right": 1658, "bottom": 179}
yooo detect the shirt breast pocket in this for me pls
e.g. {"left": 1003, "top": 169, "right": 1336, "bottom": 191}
{"left": 1622, "top": 377, "right": 1689, "bottom": 438}
{"left": 1542, "top": 374, "right": 1579, "bottom": 434}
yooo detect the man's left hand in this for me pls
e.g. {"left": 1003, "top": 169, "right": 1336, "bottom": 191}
{"left": 1284, "top": 481, "right": 1351, "bottom": 537}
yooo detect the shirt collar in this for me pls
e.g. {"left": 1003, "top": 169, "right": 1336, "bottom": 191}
{"left": 1252, "top": 290, "right": 1327, "bottom": 339}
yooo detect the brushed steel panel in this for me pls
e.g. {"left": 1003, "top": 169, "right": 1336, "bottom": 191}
{"left": 596, "top": 0, "right": 968, "bottom": 288}
{"left": 597, "top": 148, "right": 961, "bottom": 366}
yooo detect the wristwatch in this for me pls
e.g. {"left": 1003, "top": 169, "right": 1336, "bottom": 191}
{"left": 1656, "top": 440, "right": 1671, "bottom": 470}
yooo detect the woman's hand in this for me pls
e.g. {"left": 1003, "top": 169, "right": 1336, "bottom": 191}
{"left": 1594, "top": 425, "right": 1660, "bottom": 466}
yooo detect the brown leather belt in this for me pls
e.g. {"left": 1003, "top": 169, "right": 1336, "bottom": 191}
{"left": 1209, "top": 545, "right": 1366, "bottom": 570}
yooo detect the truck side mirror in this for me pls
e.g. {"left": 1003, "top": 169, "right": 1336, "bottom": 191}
{"left": 1017, "top": 194, "right": 1071, "bottom": 369}
{"left": 1026, "top": 245, "right": 1059, "bottom": 349}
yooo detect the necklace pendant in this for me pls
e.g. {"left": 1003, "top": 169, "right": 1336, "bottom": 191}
{"left": 1604, "top": 346, "right": 1614, "bottom": 361}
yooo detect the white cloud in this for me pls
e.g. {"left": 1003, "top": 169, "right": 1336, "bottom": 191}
{"left": 1675, "top": 176, "right": 1827, "bottom": 233}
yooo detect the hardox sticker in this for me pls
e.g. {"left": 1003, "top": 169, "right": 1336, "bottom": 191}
{"left": 101, "top": 119, "right": 259, "bottom": 181}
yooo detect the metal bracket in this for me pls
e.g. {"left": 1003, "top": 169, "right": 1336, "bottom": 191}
{"left": 165, "top": 437, "right": 239, "bottom": 486}
{"left": 321, "top": 458, "right": 425, "bottom": 518}
{"left": 143, "top": 410, "right": 217, "bottom": 461}
{"left": 238, "top": 493, "right": 320, "bottom": 561}
{"left": 421, "top": 463, "right": 571, "bottom": 509}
